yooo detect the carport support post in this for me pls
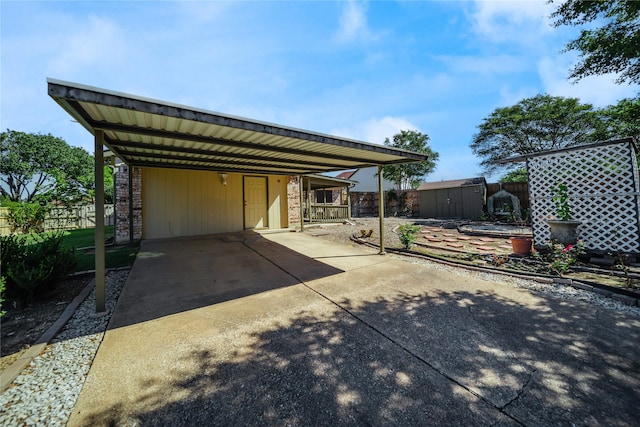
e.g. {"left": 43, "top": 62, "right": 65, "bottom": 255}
{"left": 95, "top": 130, "right": 106, "bottom": 313}
{"left": 128, "top": 164, "right": 134, "bottom": 243}
{"left": 378, "top": 165, "right": 385, "bottom": 254}
{"left": 299, "top": 175, "right": 304, "bottom": 232}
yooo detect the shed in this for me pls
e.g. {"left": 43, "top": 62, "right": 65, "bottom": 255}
{"left": 417, "top": 177, "right": 486, "bottom": 219}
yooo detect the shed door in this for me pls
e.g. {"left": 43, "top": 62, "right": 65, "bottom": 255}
{"left": 436, "top": 189, "right": 459, "bottom": 218}
{"left": 244, "top": 176, "right": 267, "bottom": 229}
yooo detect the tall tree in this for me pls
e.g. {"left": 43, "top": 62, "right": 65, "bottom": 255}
{"left": 551, "top": 0, "right": 640, "bottom": 85}
{"left": 470, "top": 94, "right": 605, "bottom": 175}
{"left": 0, "top": 130, "right": 94, "bottom": 203}
{"left": 599, "top": 97, "right": 640, "bottom": 139}
{"left": 382, "top": 130, "right": 439, "bottom": 191}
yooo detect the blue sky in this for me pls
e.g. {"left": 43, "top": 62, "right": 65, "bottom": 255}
{"left": 1, "top": 1, "right": 637, "bottom": 183}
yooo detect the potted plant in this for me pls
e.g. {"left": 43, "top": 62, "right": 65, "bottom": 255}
{"left": 546, "top": 183, "right": 581, "bottom": 245}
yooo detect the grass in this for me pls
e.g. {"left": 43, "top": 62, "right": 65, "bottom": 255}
{"left": 18, "top": 226, "right": 138, "bottom": 272}
{"left": 74, "top": 244, "right": 139, "bottom": 272}
{"left": 62, "top": 226, "right": 139, "bottom": 272}
{"left": 59, "top": 226, "right": 114, "bottom": 250}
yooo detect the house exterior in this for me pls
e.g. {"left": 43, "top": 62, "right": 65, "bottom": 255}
{"left": 48, "top": 79, "right": 429, "bottom": 311}
{"left": 417, "top": 177, "right": 486, "bottom": 219}
{"left": 337, "top": 167, "right": 396, "bottom": 192}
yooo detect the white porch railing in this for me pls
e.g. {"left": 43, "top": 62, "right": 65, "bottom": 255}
{"left": 308, "top": 204, "right": 349, "bottom": 223}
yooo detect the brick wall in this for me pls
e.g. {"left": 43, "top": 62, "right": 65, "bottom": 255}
{"left": 287, "top": 176, "right": 301, "bottom": 230}
{"left": 115, "top": 165, "right": 142, "bottom": 243}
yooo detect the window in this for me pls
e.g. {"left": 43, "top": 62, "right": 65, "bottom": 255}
{"left": 316, "top": 190, "right": 333, "bottom": 203}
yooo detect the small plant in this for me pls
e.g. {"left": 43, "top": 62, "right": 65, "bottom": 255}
{"left": 552, "top": 183, "right": 572, "bottom": 221}
{"left": 534, "top": 240, "right": 586, "bottom": 275}
{"left": 397, "top": 224, "right": 421, "bottom": 249}
{"left": 491, "top": 254, "right": 509, "bottom": 266}
{"left": 612, "top": 251, "right": 633, "bottom": 287}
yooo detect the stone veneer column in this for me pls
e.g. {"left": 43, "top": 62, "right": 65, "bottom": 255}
{"left": 287, "top": 176, "right": 301, "bottom": 231}
{"left": 115, "top": 165, "right": 142, "bottom": 243}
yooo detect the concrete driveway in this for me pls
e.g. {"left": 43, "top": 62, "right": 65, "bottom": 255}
{"left": 68, "top": 231, "right": 640, "bottom": 426}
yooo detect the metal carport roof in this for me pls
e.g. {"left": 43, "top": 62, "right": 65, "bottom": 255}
{"left": 47, "top": 79, "right": 428, "bottom": 174}
{"left": 48, "top": 78, "right": 428, "bottom": 314}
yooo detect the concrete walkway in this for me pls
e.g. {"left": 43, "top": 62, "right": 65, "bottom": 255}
{"left": 68, "top": 231, "right": 640, "bottom": 426}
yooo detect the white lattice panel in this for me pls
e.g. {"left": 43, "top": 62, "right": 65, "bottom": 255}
{"left": 528, "top": 140, "right": 640, "bottom": 252}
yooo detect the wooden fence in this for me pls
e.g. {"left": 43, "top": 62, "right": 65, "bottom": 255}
{"left": 350, "top": 190, "right": 420, "bottom": 218}
{"left": 0, "top": 204, "right": 114, "bottom": 236}
{"left": 349, "top": 185, "right": 530, "bottom": 219}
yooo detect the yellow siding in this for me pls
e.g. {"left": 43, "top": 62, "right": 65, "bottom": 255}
{"left": 267, "top": 175, "right": 289, "bottom": 229}
{"left": 142, "top": 168, "right": 288, "bottom": 239}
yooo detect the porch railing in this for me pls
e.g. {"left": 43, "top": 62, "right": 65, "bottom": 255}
{"left": 308, "top": 204, "right": 349, "bottom": 223}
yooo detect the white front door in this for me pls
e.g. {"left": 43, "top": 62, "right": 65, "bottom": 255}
{"left": 244, "top": 176, "right": 267, "bottom": 229}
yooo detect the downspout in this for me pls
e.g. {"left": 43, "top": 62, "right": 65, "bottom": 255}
{"left": 94, "top": 130, "right": 106, "bottom": 313}
{"left": 378, "top": 165, "right": 385, "bottom": 255}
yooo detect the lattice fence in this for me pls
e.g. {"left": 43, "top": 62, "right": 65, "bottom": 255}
{"left": 528, "top": 140, "right": 640, "bottom": 252}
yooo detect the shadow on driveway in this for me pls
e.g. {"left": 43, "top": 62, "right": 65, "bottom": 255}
{"left": 70, "top": 232, "right": 640, "bottom": 426}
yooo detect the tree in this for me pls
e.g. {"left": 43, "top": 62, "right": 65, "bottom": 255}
{"left": 382, "top": 130, "right": 439, "bottom": 191}
{"left": 0, "top": 130, "right": 94, "bottom": 203}
{"left": 550, "top": 0, "right": 640, "bottom": 85}
{"left": 470, "top": 94, "right": 606, "bottom": 175}
{"left": 500, "top": 167, "right": 528, "bottom": 183}
{"left": 599, "top": 97, "right": 640, "bottom": 139}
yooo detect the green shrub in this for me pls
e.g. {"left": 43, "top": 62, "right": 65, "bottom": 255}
{"left": 398, "top": 224, "right": 421, "bottom": 249}
{"left": 0, "top": 233, "right": 77, "bottom": 304}
{"left": 0, "top": 276, "right": 6, "bottom": 317}
{"left": 4, "top": 200, "right": 50, "bottom": 234}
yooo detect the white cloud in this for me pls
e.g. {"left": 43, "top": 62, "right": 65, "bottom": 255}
{"left": 331, "top": 116, "right": 419, "bottom": 144}
{"left": 494, "top": 83, "right": 540, "bottom": 107}
{"left": 537, "top": 56, "right": 633, "bottom": 106}
{"left": 47, "top": 15, "right": 128, "bottom": 77}
{"left": 335, "top": 0, "right": 371, "bottom": 43}
{"left": 470, "top": 0, "right": 554, "bottom": 46}
{"left": 170, "top": 1, "right": 231, "bottom": 25}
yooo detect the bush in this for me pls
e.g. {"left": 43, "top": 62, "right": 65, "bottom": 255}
{"left": 397, "top": 224, "right": 421, "bottom": 249}
{"left": 3, "top": 200, "right": 50, "bottom": 234}
{"left": 533, "top": 240, "right": 586, "bottom": 275}
{"left": 0, "top": 233, "right": 77, "bottom": 304}
{"left": 0, "top": 276, "right": 6, "bottom": 317}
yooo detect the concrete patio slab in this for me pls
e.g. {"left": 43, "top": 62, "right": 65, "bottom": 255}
{"left": 67, "top": 231, "right": 640, "bottom": 426}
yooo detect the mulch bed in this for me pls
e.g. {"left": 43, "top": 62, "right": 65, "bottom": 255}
{"left": 1, "top": 275, "right": 93, "bottom": 371}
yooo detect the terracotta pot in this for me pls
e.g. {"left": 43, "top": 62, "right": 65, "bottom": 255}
{"left": 510, "top": 236, "right": 533, "bottom": 256}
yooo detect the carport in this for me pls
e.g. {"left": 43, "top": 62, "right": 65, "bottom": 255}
{"left": 47, "top": 78, "right": 429, "bottom": 313}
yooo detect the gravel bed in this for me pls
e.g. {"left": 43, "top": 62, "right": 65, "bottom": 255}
{"left": 309, "top": 218, "right": 640, "bottom": 317}
{"left": 389, "top": 253, "right": 640, "bottom": 316}
{"left": 0, "top": 269, "right": 128, "bottom": 426}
